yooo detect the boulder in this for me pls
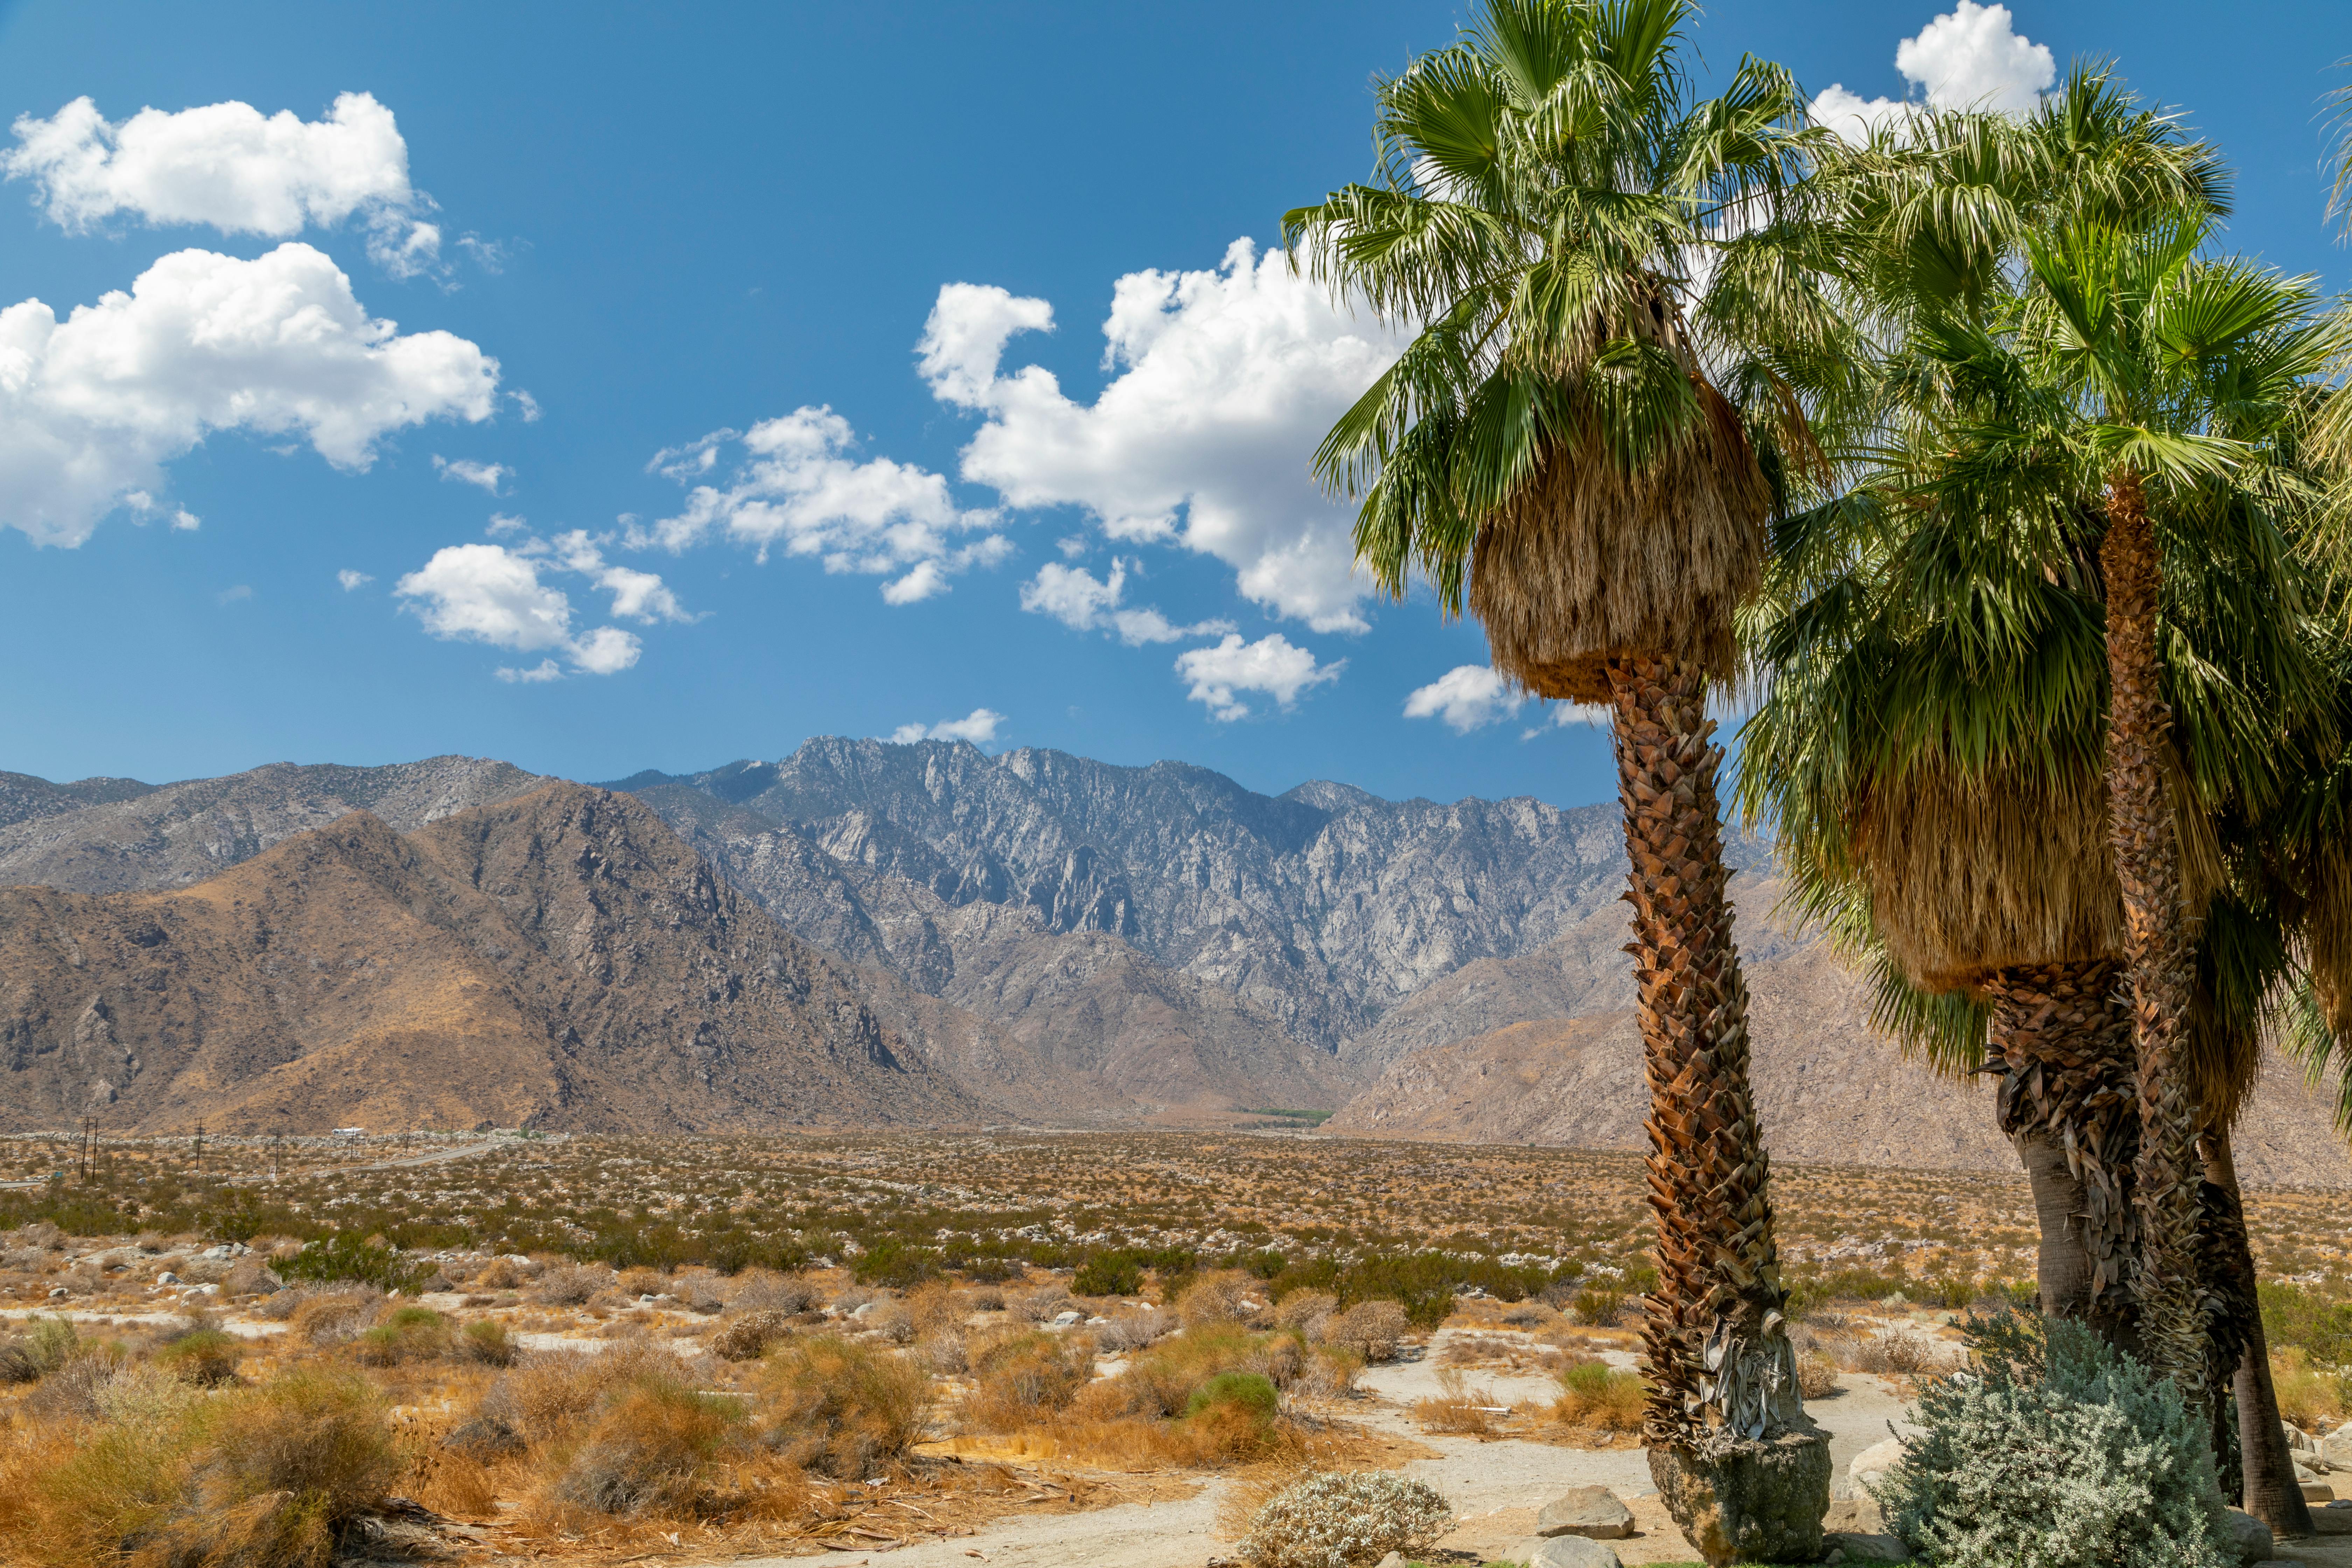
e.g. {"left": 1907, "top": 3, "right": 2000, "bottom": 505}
{"left": 2222, "top": 1508, "right": 2274, "bottom": 1566}
{"left": 1826, "top": 1533, "right": 1912, "bottom": 1563}
{"left": 1651, "top": 1425, "right": 1834, "bottom": 1567}
{"left": 1849, "top": 1436, "right": 1906, "bottom": 1493}
{"left": 1536, "top": 1486, "right": 1633, "bottom": 1540}
{"left": 1825, "top": 1497, "right": 1886, "bottom": 1534}
{"left": 2320, "top": 1424, "right": 2352, "bottom": 1471}
{"left": 2306, "top": 1482, "right": 2338, "bottom": 1505}
{"left": 1504, "top": 1535, "right": 1623, "bottom": 1568}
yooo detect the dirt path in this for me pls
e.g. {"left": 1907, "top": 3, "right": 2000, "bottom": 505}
{"left": 726, "top": 1330, "right": 1918, "bottom": 1568}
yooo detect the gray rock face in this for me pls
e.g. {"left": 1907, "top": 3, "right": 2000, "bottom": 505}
{"left": 1651, "top": 1428, "right": 1834, "bottom": 1567}
{"left": 1506, "top": 1535, "right": 1623, "bottom": 1568}
{"left": 1537, "top": 1485, "right": 1634, "bottom": 1540}
{"left": 613, "top": 737, "right": 1774, "bottom": 1053}
{"left": 0, "top": 756, "right": 545, "bottom": 894}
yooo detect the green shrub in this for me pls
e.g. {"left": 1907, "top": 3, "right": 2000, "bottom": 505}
{"left": 1074, "top": 1252, "right": 1145, "bottom": 1297}
{"left": 352, "top": 1306, "right": 450, "bottom": 1366}
{"left": 157, "top": 1328, "right": 245, "bottom": 1386}
{"left": 278, "top": 1233, "right": 428, "bottom": 1293}
{"left": 850, "top": 1239, "right": 940, "bottom": 1289}
{"left": 460, "top": 1317, "right": 517, "bottom": 1366}
{"left": 1186, "top": 1371, "right": 1278, "bottom": 1424}
{"left": 1875, "top": 1313, "right": 2231, "bottom": 1568}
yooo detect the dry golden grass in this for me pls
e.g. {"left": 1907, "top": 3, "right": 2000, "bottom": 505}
{"left": 1412, "top": 1368, "right": 1504, "bottom": 1436}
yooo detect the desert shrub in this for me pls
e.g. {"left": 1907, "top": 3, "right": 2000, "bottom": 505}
{"left": 25, "top": 1315, "right": 80, "bottom": 1373}
{"left": 1796, "top": 1350, "right": 1841, "bottom": 1400}
{"left": 477, "top": 1344, "right": 678, "bottom": 1445}
{"left": 1875, "top": 1313, "right": 2231, "bottom": 1567}
{"left": 557, "top": 1374, "right": 747, "bottom": 1516}
{"left": 1237, "top": 1470, "right": 1451, "bottom": 1568}
{"left": 1008, "top": 1284, "right": 1072, "bottom": 1323}
{"left": 1178, "top": 1270, "right": 1261, "bottom": 1330}
{"left": 904, "top": 1281, "right": 962, "bottom": 1337}
{"left": 866, "top": 1300, "right": 916, "bottom": 1344}
{"left": 1274, "top": 1290, "right": 1338, "bottom": 1339}
{"left": 1189, "top": 1370, "right": 1278, "bottom": 1423}
{"left": 851, "top": 1239, "right": 940, "bottom": 1289}
{"left": 1323, "top": 1301, "right": 1409, "bottom": 1364}
{"left": 26, "top": 1351, "right": 124, "bottom": 1420}
{"left": 964, "top": 1331, "right": 1093, "bottom": 1430}
{"left": 1414, "top": 1367, "right": 1498, "bottom": 1435}
{"left": 2262, "top": 1281, "right": 2352, "bottom": 1368}
{"left": 1094, "top": 1311, "right": 1169, "bottom": 1355}
{"left": 960, "top": 1255, "right": 1027, "bottom": 1285}
{"left": 472, "top": 1255, "right": 529, "bottom": 1291}
{"left": 2269, "top": 1346, "right": 2345, "bottom": 1430}
{"left": 460, "top": 1317, "right": 517, "bottom": 1367}
{"left": 728, "top": 1269, "right": 818, "bottom": 1315}
{"left": 0, "top": 1341, "right": 37, "bottom": 1384}
{"left": 1855, "top": 1323, "right": 1938, "bottom": 1377}
{"left": 1554, "top": 1359, "right": 1645, "bottom": 1431}
{"left": 1074, "top": 1252, "right": 1145, "bottom": 1297}
{"left": 712, "top": 1310, "right": 796, "bottom": 1363}
{"left": 922, "top": 1331, "right": 970, "bottom": 1375}
{"left": 1296, "top": 1344, "right": 1364, "bottom": 1402}
{"left": 616, "top": 1265, "right": 667, "bottom": 1299}
{"left": 220, "top": 1257, "right": 283, "bottom": 1298}
{"left": 1571, "top": 1286, "right": 1626, "bottom": 1327}
{"left": 674, "top": 1274, "right": 727, "bottom": 1315}
{"left": 14, "top": 1396, "right": 201, "bottom": 1563}
{"left": 536, "top": 1262, "right": 608, "bottom": 1307}
{"left": 756, "top": 1334, "right": 933, "bottom": 1476}
{"left": 290, "top": 1288, "right": 384, "bottom": 1347}
{"left": 157, "top": 1327, "right": 245, "bottom": 1386}
{"left": 351, "top": 1305, "right": 451, "bottom": 1366}
{"left": 276, "top": 1233, "right": 426, "bottom": 1293}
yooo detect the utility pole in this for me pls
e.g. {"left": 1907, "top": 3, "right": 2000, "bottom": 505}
{"left": 80, "top": 1116, "right": 94, "bottom": 1182}
{"left": 192, "top": 1122, "right": 204, "bottom": 1176}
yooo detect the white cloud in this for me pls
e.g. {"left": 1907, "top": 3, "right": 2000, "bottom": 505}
{"left": 0, "top": 241, "right": 498, "bottom": 547}
{"left": 511, "top": 390, "right": 540, "bottom": 422}
{"left": 1174, "top": 632, "right": 1343, "bottom": 721}
{"left": 434, "top": 454, "right": 506, "bottom": 493}
{"left": 337, "top": 568, "right": 372, "bottom": 590}
{"left": 393, "top": 541, "right": 648, "bottom": 679}
{"left": 889, "top": 707, "right": 1006, "bottom": 746}
{"left": 485, "top": 512, "right": 526, "bottom": 536}
{"left": 1, "top": 92, "right": 446, "bottom": 276}
{"left": 635, "top": 406, "right": 1008, "bottom": 604}
{"left": 1404, "top": 665, "right": 1523, "bottom": 733}
{"left": 537, "top": 527, "right": 690, "bottom": 624}
{"left": 1018, "top": 558, "right": 1234, "bottom": 646}
{"left": 217, "top": 583, "right": 251, "bottom": 605}
{"left": 496, "top": 659, "right": 560, "bottom": 684}
{"left": 917, "top": 239, "right": 1408, "bottom": 633}
{"left": 1811, "top": 2, "right": 2055, "bottom": 144}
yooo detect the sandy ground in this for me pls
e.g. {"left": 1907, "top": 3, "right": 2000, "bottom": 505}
{"left": 727, "top": 1328, "right": 1922, "bottom": 1568}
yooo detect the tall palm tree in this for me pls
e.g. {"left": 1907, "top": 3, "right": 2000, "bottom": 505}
{"left": 1922, "top": 222, "right": 2334, "bottom": 1406}
{"left": 1283, "top": 1, "right": 1841, "bottom": 1553}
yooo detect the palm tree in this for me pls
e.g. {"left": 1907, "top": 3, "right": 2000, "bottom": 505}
{"left": 1921, "top": 221, "right": 2334, "bottom": 1407}
{"left": 1283, "top": 1, "right": 1841, "bottom": 1553}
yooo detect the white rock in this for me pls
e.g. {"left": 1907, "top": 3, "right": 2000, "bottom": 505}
{"left": 1051, "top": 1310, "right": 1085, "bottom": 1327}
{"left": 155, "top": 1271, "right": 180, "bottom": 1286}
{"left": 1537, "top": 1485, "right": 1634, "bottom": 1540}
{"left": 46, "top": 1286, "right": 67, "bottom": 1300}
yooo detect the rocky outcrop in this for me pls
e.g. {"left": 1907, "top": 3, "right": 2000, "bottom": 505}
{"left": 0, "top": 757, "right": 546, "bottom": 894}
{"left": 0, "top": 784, "right": 988, "bottom": 1133}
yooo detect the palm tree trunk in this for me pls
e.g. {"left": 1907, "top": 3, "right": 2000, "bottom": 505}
{"left": 1982, "top": 959, "right": 2140, "bottom": 1345}
{"left": 2201, "top": 1127, "right": 2312, "bottom": 1536}
{"left": 2100, "top": 466, "right": 2206, "bottom": 1408}
{"left": 1605, "top": 653, "right": 1797, "bottom": 1448}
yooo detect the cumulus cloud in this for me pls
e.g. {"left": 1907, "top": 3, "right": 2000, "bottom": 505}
{"left": 1, "top": 92, "right": 446, "bottom": 276}
{"left": 1404, "top": 665, "right": 1524, "bottom": 733}
{"left": 635, "top": 406, "right": 1008, "bottom": 604}
{"left": 1811, "top": 2, "right": 2055, "bottom": 143}
{"left": 0, "top": 242, "right": 499, "bottom": 547}
{"left": 393, "top": 524, "right": 686, "bottom": 680}
{"left": 889, "top": 707, "right": 1006, "bottom": 745}
{"left": 1174, "top": 632, "right": 1343, "bottom": 721}
{"left": 337, "top": 568, "right": 372, "bottom": 590}
{"left": 1018, "top": 558, "right": 1234, "bottom": 645}
{"left": 434, "top": 454, "right": 506, "bottom": 493}
{"left": 917, "top": 239, "right": 1408, "bottom": 632}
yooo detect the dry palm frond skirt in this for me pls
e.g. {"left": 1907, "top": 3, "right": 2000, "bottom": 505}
{"left": 1468, "top": 378, "right": 1766, "bottom": 705}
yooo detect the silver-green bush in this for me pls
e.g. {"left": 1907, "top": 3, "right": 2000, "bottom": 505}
{"left": 1874, "top": 1313, "right": 2231, "bottom": 1567}
{"left": 1238, "top": 1470, "right": 1451, "bottom": 1568}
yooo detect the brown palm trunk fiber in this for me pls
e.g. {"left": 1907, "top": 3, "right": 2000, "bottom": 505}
{"left": 2100, "top": 467, "right": 2206, "bottom": 1408}
{"left": 1983, "top": 960, "right": 2140, "bottom": 1345}
{"left": 2202, "top": 1129, "right": 2312, "bottom": 1535}
{"left": 1606, "top": 653, "right": 1796, "bottom": 1448}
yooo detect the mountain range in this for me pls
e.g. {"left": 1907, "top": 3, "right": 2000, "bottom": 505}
{"left": 2, "top": 743, "right": 2345, "bottom": 1185}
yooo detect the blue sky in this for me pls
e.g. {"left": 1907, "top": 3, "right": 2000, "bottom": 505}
{"left": 1, "top": 0, "right": 2347, "bottom": 809}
